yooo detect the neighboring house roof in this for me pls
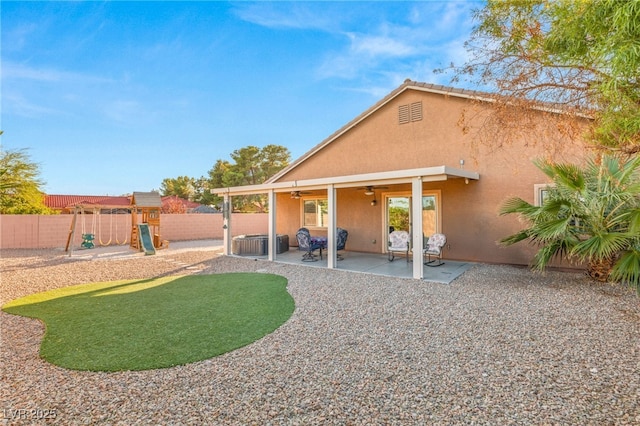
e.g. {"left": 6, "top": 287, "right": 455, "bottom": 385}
{"left": 161, "top": 195, "right": 201, "bottom": 209}
{"left": 45, "top": 195, "right": 132, "bottom": 209}
{"left": 131, "top": 191, "right": 162, "bottom": 207}
{"left": 46, "top": 193, "right": 213, "bottom": 213}
{"left": 191, "top": 205, "right": 219, "bottom": 213}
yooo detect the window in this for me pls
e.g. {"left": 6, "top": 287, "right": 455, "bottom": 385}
{"left": 398, "top": 101, "right": 422, "bottom": 124}
{"left": 534, "top": 184, "right": 553, "bottom": 206}
{"left": 302, "top": 198, "right": 328, "bottom": 228}
{"left": 535, "top": 183, "right": 580, "bottom": 226}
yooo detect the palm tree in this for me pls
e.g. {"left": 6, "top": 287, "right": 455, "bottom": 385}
{"left": 499, "top": 154, "right": 640, "bottom": 292}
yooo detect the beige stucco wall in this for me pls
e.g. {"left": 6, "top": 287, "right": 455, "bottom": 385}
{"left": 0, "top": 213, "right": 268, "bottom": 249}
{"left": 274, "top": 89, "right": 588, "bottom": 266}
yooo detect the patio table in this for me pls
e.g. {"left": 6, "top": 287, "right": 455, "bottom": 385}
{"left": 311, "top": 236, "right": 327, "bottom": 259}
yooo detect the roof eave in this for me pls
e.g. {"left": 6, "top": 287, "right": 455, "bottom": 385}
{"left": 212, "top": 166, "right": 479, "bottom": 196}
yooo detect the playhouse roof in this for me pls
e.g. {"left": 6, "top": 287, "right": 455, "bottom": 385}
{"left": 131, "top": 192, "right": 162, "bottom": 207}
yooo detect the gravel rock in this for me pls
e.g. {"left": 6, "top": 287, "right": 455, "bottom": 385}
{"left": 1, "top": 246, "right": 639, "bottom": 425}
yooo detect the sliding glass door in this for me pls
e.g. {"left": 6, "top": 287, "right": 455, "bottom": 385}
{"left": 386, "top": 192, "right": 439, "bottom": 243}
{"left": 387, "top": 196, "right": 411, "bottom": 233}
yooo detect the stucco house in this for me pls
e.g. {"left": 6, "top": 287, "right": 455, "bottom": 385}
{"left": 212, "top": 79, "right": 587, "bottom": 279}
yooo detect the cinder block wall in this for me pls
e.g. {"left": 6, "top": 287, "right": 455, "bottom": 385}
{"left": 0, "top": 213, "right": 268, "bottom": 249}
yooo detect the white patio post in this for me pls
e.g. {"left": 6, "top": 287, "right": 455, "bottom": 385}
{"left": 327, "top": 184, "right": 337, "bottom": 269}
{"left": 268, "top": 190, "right": 276, "bottom": 261}
{"left": 412, "top": 176, "right": 424, "bottom": 279}
{"left": 222, "top": 193, "right": 232, "bottom": 256}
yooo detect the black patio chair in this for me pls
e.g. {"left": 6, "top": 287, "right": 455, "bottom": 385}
{"left": 296, "top": 227, "right": 322, "bottom": 261}
{"left": 336, "top": 227, "right": 348, "bottom": 260}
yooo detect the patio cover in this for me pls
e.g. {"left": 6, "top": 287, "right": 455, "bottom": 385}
{"left": 211, "top": 165, "right": 479, "bottom": 279}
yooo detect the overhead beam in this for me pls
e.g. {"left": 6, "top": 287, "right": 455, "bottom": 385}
{"left": 211, "top": 166, "right": 479, "bottom": 196}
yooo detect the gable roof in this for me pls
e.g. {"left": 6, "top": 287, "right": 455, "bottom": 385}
{"left": 267, "top": 79, "right": 591, "bottom": 183}
{"left": 267, "top": 79, "right": 492, "bottom": 183}
{"left": 211, "top": 79, "right": 484, "bottom": 197}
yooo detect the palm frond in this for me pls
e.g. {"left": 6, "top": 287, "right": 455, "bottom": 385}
{"left": 532, "top": 240, "right": 572, "bottom": 271}
{"left": 551, "top": 163, "right": 585, "bottom": 192}
{"left": 499, "top": 230, "right": 531, "bottom": 246}
{"left": 538, "top": 197, "right": 575, "bottom": 218}
{"left": 533, "top": 217, "right": 574, "bottom": 240}
{"left": 614, "top": 155, "right": 640, "bottom": 187}
{"left": 624, "top": 181, "right": 640, "bottom": 195}
{"left": 499, "top": 197, "right": 535, "bottom": 216}
{"left": 571, "top": 233, "right": 629, "bottom": 262}
{"left": 610, "top": 249, "right": 640, "bottom": 293}
{"left": 607, "top": 208, "right": 640, "bottom": 232}
{"left": 626, "top": 209, "right": 640, "bottom": 234}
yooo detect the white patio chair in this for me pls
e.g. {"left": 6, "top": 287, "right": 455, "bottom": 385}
{"left": 388, "top": 230, "right": 410, "bottom": 262}
{"left": 424, "top": 233, "right": 446, "bottom": 266}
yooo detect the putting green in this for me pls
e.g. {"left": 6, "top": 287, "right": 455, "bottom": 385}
{"left": 2, "top": 273, "right": 294, "bottom": 372}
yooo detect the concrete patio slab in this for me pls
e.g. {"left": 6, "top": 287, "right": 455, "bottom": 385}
{"left": 241, "top": 249, "right": 473, "bottom": 284}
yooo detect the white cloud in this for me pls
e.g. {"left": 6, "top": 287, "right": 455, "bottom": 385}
{"left": 102, "top": 99, "right": 145, "bottom": 124}
{"left": 347, "top": 32, "right": 416, "bottom": 58}
{"left": 233, "top": 1, "right": 477, "bottom": 89}
{"left": 3, "top": 63, "right": 67, "bottom": 82}
{"left": 2, "top": 22, "right": 39, "bottom": 53}
{"left": 2, "top": 62, "right": 113, "bottom": 84}
{"left": 2, "top": 92, "right": 64, "bottom": 118}
{"left": 232, "top": 2, "right": 339, "bottom": 32}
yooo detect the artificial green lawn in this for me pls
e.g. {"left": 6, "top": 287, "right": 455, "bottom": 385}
{"left": 2, "top": 273, "right": 294, "bottom": 372}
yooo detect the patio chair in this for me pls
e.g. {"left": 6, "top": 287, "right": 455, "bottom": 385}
{"left": 424, "top": 233, "right": 446, "bottom": 266}
{"left": 296, "top": 227, "right": 322, "bottom": 261}
{"left": 388, "top": 230, "right": 410, "bottom": 262}
{"left": 336, "top": 227, "right": 348, "bottom": 260}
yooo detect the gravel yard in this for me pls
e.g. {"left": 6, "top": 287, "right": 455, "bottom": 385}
{"left": 1, "top": 245, "right": 639, "bottom": 425}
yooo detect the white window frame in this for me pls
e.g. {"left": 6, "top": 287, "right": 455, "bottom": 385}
{"left": 534, "top": 183, "right": 554, "bottom": 206}
{"left": 301, "top": 197, "right": 328, "bottom": 230}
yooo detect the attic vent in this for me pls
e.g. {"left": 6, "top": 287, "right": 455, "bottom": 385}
{"left": 410, "top": 101, "right": 422, "bottom": 121}
{"left": 398, "top": 104, "right": 410, "bottom": 124}
{"left": 398, "top": 101, "right": 422, "bottom": 124}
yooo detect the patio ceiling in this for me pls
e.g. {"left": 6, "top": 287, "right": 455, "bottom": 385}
{"left": 210, "top": 165, "right": 479, "bottom": 196}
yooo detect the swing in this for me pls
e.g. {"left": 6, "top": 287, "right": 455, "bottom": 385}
{"left": 98, "top": 209, "right": 113, "bottom": 246}
{"left": 81, "top": 208, "right": 97, "bottom": 249}
{"left": 115, "top": 208, "right": 129, "bottom": 245}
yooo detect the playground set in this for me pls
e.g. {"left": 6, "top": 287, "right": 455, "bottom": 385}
{"left": 65, "top": 192, "right": 169, "bottom": 256}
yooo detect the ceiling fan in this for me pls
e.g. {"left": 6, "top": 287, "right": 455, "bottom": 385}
{"left": 290, "top": 191, "right": 312, "bottom": 199}
{"left": 356, "top": 185, "right": 388, "bottom": 196}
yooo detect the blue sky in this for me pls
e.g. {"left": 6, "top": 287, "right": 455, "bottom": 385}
{"left": 2, "top": 1, "right": 480, "bottom": 195}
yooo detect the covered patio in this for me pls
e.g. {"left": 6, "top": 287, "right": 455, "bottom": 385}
{"left": 213, "top": 166, "right": 480, "bottom": 280}
{"left": 233, "top": 249, "right": 473, "bottom": 284}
